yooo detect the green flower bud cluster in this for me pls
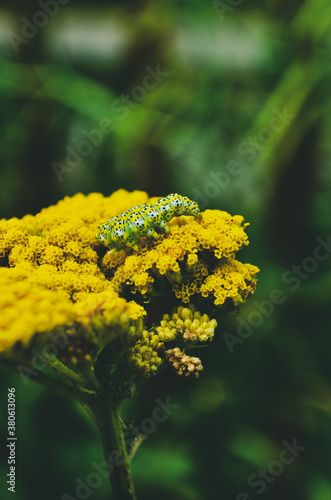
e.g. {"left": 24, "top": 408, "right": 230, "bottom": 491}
{"left": 126, "top": 330, "right": 163, "bottom": 377}
{"left": 157, "top": 304, "right": 217, "bottom": 344}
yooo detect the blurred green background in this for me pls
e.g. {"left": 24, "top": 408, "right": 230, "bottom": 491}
{"left": 1, "top": 1, "right": 331, "bottom": 499}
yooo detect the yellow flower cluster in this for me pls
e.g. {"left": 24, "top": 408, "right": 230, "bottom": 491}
{"left": 0, "top": 189, "right": 259, "bottom": 381}
{"left": 102, "top": 208, "right": 259, "bottom": 305}
{"left": 0, "top": 191, "right": 148, "bottom": 356}
{"left": 200, "top": 259, "right": 259, "bottom": 306}
{"left": 157, "top": 305, "right": 217, "bottom": 343}
{"left": 0, "top": 266, "right": 74, "bottom": 351}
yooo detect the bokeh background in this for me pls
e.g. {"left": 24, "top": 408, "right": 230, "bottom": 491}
{"left": 1, "top": 1, "right": 331, "bottom": 499}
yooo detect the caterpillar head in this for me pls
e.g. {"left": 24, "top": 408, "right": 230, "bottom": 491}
{"left": 187, "top": 201, "right": 201, "bottom": 217}
{"left": 167, "top": 194, "right": 201, "bottom": 218}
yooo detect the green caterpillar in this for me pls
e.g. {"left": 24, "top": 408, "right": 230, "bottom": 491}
{"left": 97, "top": 193, "right": 201, "bottom": 252}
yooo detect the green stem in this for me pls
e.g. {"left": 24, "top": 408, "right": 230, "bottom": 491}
{"left": 0, "top": 358, "right": 96, "bottom": 402}
{"left": 88, "top": 397, "right": 136, "bottom": 500}
{"left": 2, "top": 355, "right": 136, "bottom": 499}
{"left": 40, "top": 351, "right": 89, "bottom": 390}
{"left": 81, "top": 363, "right": 101, "bottom": 392}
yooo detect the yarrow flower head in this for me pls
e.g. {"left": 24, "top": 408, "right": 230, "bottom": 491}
{"left": 0, "top": 189, "right": 259, "bottom": 391}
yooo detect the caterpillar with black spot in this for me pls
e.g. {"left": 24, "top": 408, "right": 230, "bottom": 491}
{"left": 97, "top": 193, "right": 201, "bottom": 252}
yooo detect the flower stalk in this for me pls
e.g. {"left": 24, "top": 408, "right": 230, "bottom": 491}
{"left": 87, "top": 396, "right": 136, "bottom": 500}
